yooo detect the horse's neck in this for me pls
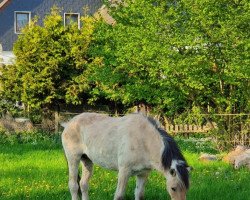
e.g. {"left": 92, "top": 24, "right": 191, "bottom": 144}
{"left": 145, "top": 130, "right": 165, "bottom": 172}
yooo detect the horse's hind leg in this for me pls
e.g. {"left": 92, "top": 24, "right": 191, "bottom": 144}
{"left": 80, "top": 155, "right": 93, "bottom": 200}
{"left": 114, "top": 167, "right": 130, "bottom": 200}
{"left": 135, "top": 172, "right": 149, "bottom": 200}
{"left": 66, "top": 155, "right": 81, "bottom": 200}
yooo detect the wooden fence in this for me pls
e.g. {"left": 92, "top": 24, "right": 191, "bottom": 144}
{"left": 55, "top": 111, "right": 219, "bottom": 134}
{"left": 31, "top": 108, "right": 247, "bottom": 136}
{"left": 165, "top": 122, "right": 218, "bottom": 134}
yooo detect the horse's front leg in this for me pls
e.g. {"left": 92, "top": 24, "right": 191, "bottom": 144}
{"left": 114, "top": 167, "right": 130, "bottom": 200}
{"left": 80, "top": 157, "right": 93, "bottom": 200}
{"left": 135, "top": 172, "right": 149, "bottom": 200}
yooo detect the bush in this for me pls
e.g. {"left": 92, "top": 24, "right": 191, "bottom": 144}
{"left": 0, "top": 130, "right": 61, "bottom": 145}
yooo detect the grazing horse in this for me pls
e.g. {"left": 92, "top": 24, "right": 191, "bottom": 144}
{"left": 62, "top": 113, "right": 190, "bottom": 200}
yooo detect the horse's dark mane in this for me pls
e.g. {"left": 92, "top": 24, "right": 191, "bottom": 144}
{"left": 147, "top": 116, "right": 189, "bottom": 189}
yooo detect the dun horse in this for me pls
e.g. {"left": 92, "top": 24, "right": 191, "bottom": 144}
{"left": 62, "top": 113, "right": 190, "bottom": 200}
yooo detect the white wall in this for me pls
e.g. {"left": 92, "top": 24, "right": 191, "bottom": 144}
{"left": 0, "top": 45, "right": 15, "bottom": 65}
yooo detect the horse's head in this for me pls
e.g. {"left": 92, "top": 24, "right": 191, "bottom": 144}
{"left": 165, "top": 161, "right": 191, "bottom": 200}
{"left": 147, "top": 118, "right": 191, "bottom": 199}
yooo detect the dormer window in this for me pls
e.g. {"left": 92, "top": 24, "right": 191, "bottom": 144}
{"left": 64, "top": 13, "right": 80, "bottom": 28}
{"left": 14, "top": 11, "right": 31, "bottom": 34}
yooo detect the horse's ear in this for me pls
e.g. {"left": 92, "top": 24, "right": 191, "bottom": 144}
{"left": 170, "top": 168, "right": 176, "bottom": 177}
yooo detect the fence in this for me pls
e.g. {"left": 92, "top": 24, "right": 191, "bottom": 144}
{"left": 165, "top": 123, "right": 218, "bottom": 134}
{"left": 1, "top": 110, "right": 248, "bottom": 147}
{"left": 164, "top": 114, "right": 249, "bottom": 146}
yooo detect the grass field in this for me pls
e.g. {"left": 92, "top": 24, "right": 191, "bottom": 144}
{"left": 0, "top": 137, "right": 249, "bottom": 200}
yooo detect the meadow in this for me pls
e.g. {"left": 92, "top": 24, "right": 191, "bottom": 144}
{"left": 0, "top": 135, "right": 249, "bottom": 200}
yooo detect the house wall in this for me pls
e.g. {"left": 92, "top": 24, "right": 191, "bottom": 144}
{"left": 0, "top": 43, "right": 2, "bottom": 67}
{"left": 0, "top": 0, "right": 102, "bottom": 51}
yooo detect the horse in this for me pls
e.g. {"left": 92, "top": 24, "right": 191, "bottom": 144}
{"left": 62, "top": 112, "right": 190, "bottom": 200}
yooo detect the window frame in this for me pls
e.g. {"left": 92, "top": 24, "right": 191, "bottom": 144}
{"left": 14, "top": 11, "right": 31, "bottom": 34}
{"left": 64, "top": 13, "right": 80, "bottom": 29}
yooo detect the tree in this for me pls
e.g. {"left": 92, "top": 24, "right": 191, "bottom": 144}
{"left": 177, "top": 0, "right": 250, "bottom": 115}
{"left": 87, "top": 0, "right": 250, "bottom": 145}
{"left": 89, "top": 0, "right": 189, "bottom": 115}
{"left": 89, "top": 0, "right": 250, "bottom": 117}
{"left": 0, "top": 7, "right": 100, "bottom": 110}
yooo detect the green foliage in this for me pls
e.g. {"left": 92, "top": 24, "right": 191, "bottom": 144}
{"left": 174, "top": 106, "right": 205, "bottom": 125}
{"left": 0, "top": 130, "right": 60, "bottom": 145}
{"left": 0, "top": 1, "right": 249, "bottom": 146}
{"left": 87, "top": 0, "right": 250, "bottom": 147}
{"left": 0, "top": 98, "right": 17, "bottom": 117}
{"left": 179, "top": 0, "right": 250, "bottom": 114}
{"left": 0, "top": 7, "right": 100, "bottom": 109}
{"left": 90, "top": 0, "right": 250, "bottom": 118}
{"left": 90, "top": 1, "right": 184, "bottom": 112}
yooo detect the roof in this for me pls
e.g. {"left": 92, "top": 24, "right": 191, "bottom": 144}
{"left": 0, "top": 0, "right": 10, "bottom": 10}
{"left": 94, "top": 5, "right": 116, "bottom": 25}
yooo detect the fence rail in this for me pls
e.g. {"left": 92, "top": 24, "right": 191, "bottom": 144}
{"left": 58, "top": 111, "right": 220, "bottom": 134}
{"left": 0, "top": 111, "right": 249, "bottom": 146}
{"left": 165, "top": 123, "right": 218, "bottom": 134}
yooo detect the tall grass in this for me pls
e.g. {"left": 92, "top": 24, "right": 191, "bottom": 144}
{"left": 0, "top": 134, "right": 249, "bottom": 200}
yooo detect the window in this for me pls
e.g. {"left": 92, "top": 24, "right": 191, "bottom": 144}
{"left": 64, "top": 13, "right": 80, "bottom": 28}
{"left": 15, "top": 11, "right": 31, "bottom": 34}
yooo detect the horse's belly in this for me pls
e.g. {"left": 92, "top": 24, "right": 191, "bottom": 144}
{"left": 86, "top": 148, "right": 119, "bottom": 170}
{"left": 83, "top": 125, "right": 123, "bottom": 170}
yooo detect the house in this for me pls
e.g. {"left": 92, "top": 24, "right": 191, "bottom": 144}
{"left": 0, "top": 0, "right": 106, "bottom": 65}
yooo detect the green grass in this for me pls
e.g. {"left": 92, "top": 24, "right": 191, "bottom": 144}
{"left": 0, "top": 138, "right": 249, "bottom": 200}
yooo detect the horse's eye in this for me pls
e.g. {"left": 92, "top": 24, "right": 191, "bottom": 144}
{"left": 171, "top": 187, "right": 177, "bottom": 192}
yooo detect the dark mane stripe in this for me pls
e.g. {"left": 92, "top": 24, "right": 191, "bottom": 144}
{"left": 147, "top": 117, "right": 189, "bottom": 189}
{"left": 158, "top": 128, "right": 187, "bottom": 168}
